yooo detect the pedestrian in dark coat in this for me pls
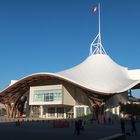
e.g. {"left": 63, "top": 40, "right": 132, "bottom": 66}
{"left": 130, "top": 116, "right": 137, "bottom": 135}
{"left": 120, "top": 118, "right": 125, "bottom": 134}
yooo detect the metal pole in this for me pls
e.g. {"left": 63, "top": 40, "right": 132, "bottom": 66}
{"left": 98, "top": 3, "right": 101, "bottom": 34}
{"left": 98, "top": 3, "right": 102, "bottom": 54}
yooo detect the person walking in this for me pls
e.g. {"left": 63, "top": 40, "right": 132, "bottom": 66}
{"left": 108, "top": 117, "right": 111, "bottom": 125}
{"left": 130, "top": 116, "right": 137, "bottom": 135}
{"left": 120, "top": 117, "right": 125, "bottom": 134}
{"left": 74, "top": 120, "right": 80, "bottom": 135}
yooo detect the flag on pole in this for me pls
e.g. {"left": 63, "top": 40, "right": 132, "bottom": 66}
{"left": 92, "top": 6, "right": 97, "bottom": 13}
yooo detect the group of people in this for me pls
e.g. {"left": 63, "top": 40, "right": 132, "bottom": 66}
{"left": 15, "top": 119, "right": 20, "bottom": 127}
{"left": 120, "top": 115, "right": 137, "bottom": 136}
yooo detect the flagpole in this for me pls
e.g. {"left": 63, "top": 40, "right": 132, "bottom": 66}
{"left": 98, "top": 3, "right": 102, "bottom": 54}
{"left": 98, "top": 3, "right": 101, "bottom": 34}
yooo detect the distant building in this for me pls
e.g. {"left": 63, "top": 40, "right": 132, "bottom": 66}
{"left": 10, "top": 80, "right": 18, "bottom": 86}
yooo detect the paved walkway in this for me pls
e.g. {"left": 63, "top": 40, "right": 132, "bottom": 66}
{"left": 0, "top": 117, "right": 140, "bottom": 140}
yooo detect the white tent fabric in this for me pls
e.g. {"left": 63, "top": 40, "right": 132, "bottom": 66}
{"left": 57, "top": 54, "right": 140, "bottom": 93}
{"left": 1, "top": 54, "right": 140, "bottom": 96}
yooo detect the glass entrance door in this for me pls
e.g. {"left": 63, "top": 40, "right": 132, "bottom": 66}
{"left": 57, "top": 107, "right": 64, "bottom": 118}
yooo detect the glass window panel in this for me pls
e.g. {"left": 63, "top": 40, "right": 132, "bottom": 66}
{"left": 33, "top": 88, "right": 62, "bottom": 102}
{"left": 76, "top": 107, "right": 84, "bottom": 117}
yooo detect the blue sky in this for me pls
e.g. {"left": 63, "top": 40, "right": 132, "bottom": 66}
{"left": 0, "top": 0, "right": 140, "bottom": 97}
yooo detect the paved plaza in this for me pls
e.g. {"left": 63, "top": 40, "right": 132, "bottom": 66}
{"left": 0, "top": 117, "right": 140, "bottom": 140}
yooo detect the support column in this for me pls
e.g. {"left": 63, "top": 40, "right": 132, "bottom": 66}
{"left": 46, "top": 107, "right": 48, "bottom": 118}
{"left": 64, "top": 107, "right": 66, "bottom": 119}
{"left": 26, "top": 92, "right": 30, "bottom": 117}
{"left": 30, "top": 105, "right": 33, "bottom": 117}
{"left": 10, "top": 94, "right": 24, "bottom": 118}
{"left": 55, "top": 107, "right": 57, "bottom": 118}
{"left": 73, "top": 106, "right": 76, "bottom": 118}
{"left": 4, "top": 103, "right": 11, "bottom": 118}
{"left": 84, "top": 106, "right": 87, "bottom": 116}
{"left": 40, "top": 105, "right": 43, "bottom": 118}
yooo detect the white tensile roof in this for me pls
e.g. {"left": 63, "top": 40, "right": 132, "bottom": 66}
{"left": 1, "top": 50, "right": 140, "bottom": 96}
{"left": 3, "top": 53, "right": 139, "bottom": 95}
{"left": 1, "top": 32, "right": 140, "bottom": 96}
{"left": 57, "top": 54, "right": 140, "bottom": 93}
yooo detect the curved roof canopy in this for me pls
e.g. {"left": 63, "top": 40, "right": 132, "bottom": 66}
{"left": 0, "top": 53, "right": 140, "bottom": 101}
{"left": 57, "top": 54, "right": 140, "bottom": 93}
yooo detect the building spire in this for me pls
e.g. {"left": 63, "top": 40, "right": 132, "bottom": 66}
{"left": 89, "top": 3, "right": 107, "bottom": 56}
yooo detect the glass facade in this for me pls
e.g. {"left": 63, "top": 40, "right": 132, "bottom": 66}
{"left": 86, "top": 107, "right": 93, "bottom": 115}
{"left": 48, "top": 108, "right": 55, "bottom": 117}
{"left": 33, "top": 89, "right": 62, "bottom": 102}
{"left": 57, "top": 107, "right": 64, "bottom": 118}
{"left": 76, "top": 107, "right": 84, "bottom": 117}
{"left": 31, "top": 106, "right": 40, "bottom": 117}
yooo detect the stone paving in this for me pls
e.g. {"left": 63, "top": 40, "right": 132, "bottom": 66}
{"left": 0, "top": 117, "right": 140, "bottom": 140}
